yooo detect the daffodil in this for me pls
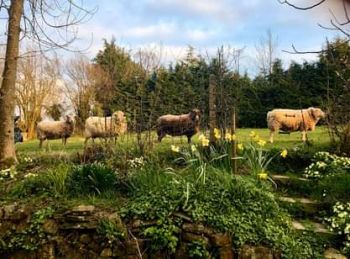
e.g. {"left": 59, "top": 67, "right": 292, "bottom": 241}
{"left": 202, "top": 138, "right": 210, "bottom": 147}
{"left": 252, "top": 135, "right": 260, "bottom": 142}
{"left": 280, "top": 149, "right": 288, "bottom": 158}
{"left": 257, "top": 139, "right": 266, "bottom": 147}
{"left": 225, "top": 133, "right": 236, "bottom": 141}
{"left": 249, "top": 131, "right": 256, "bottom": 138}
{"left": 198, "top": 134, "right": 206, "bottom": 141}
{"left": 171, "top": 145, "right": 180, "bottom": 153}
{"left": 214, "top": 128, "right": 221, "bottom": 139}
{"left": 237, "top": 143, "right": 244, "bottom": 150}
{"left": 191, "top": 144, "right": 197, "bottom": 152}
{"left": 258, "top": 172, "right": 268, "bottom": 180}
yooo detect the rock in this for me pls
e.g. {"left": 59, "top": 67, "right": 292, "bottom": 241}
{"left": 126, "top": 239, "right": 146, "bottom": 255}
{"left": 211, "top": 233, "right": 231, "bottom": 247}
{"left": 3, "top": 203, "right": 17, "bottom": 219}
{"left": 238, "top": 245, "right": 274, "bottom": 259}
{"left": 218, "top": 246, "right": 234, "bottom": 259}
{"left": 254, "top": 246, "right": 273, "bottom": 259}
{"left": 39, "top": 243, "right": 55, "bottom": 259}
{"left": 71, "top": 205, "right": 95, "bottom": 214}
{"left": 100, "top": 247, "right": 113, "bottom": 257}
{"left": 42, "top": 219, "right": 58, "bottom": 235}
{"left": 324, "top": 248, "right": 347, "bottom": 259}
{"left": 238, "top": 245, "right": 254, "bottom": 259}
{"left": 182, "top": 232, "right": 209, "bottom": 246}
{"left": 182, "top": 223, "right": 214, "bottom": 236}
{"left": 79, "top": 234, "right": 91, "bottom": 244}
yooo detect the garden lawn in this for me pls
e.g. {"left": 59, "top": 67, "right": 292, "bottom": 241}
{"left": 16, "top": 127, "right": 330, "bottom": 156}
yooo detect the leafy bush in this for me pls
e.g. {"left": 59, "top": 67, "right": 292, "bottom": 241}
{"left": 304, "top": 152, "right": 350, "bottom": 179}
{"left": 10, "top": 164, "right": 69, "bottom": 198}
{"left": 66, "top": 163, "right": 118, "bottom": 196}
{"left": 121, "top": 169, "right": 318, "bottom": 258}
{"left": 97, "top": 218, "right": 126, "bottom": 243}
{"left": 327, "top": 202, "right": 350, "bottom": 255}
{"left": 268, "top": 145, "right": 314, "bottom": 174}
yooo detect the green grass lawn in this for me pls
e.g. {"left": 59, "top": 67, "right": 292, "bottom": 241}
{"left": 16, "top": 126, "right": 331, "bottom": 156}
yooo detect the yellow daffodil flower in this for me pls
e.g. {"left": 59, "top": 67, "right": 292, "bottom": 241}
{"left": 198, "top": 134, "right": 206, "bottom": 141}
{"left": 280, "top": 149, "right": 288, "bottom": 158}
{"left": 237, "top": 143, "right": 244, "bottom": 150}
{"left": 249, "top": 131, "right": 256, "bottom": 138}
{"left": 171, "top": 145, "right": 180, "bottom": 153}
{"left": 257, "top": 139, "right": 266, "bottom": 147}
{"left": 214, "top": 128, "right": 221, "bottom": 139}
{"left": 202, "top": 138, "right": 210, "bottom": 147}
{"left": 224, "top": 133, "right": 237, "bottom": 141}
{"left": 191, "top": 145, "right": 197, "bottom": 152}
{"left": 258, "top": 172, "right": 268, "bottom": 180}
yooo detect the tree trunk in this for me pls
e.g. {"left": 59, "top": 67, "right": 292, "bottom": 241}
{"left": 0, "top": 0, "right": 24, "bottom": 165}
{"left": 209, "top": 74, "right": 217, "bottom": 144}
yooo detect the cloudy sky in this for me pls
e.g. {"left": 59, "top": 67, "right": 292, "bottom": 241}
{"left": 48, "top": 1, "right": 349, "bottom": 75}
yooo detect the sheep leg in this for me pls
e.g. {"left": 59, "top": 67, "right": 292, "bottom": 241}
{"left": 84, "top": 137, "right": 90, "bottom": 145}
{"left": 63, "top": 137, "right": 67, "bottom": 146}
{"left": 39, "top": 139, "right": 43, "bottom": 148}
{"left": 269, "top": 131, "right": 274, "bottom": 143}
{"left": 157, "top": 131, "right": 165, "bottom": 142}
{"left": 301, "top": 131, "right": 307, "bottom": 142}
{"left": 187, "top": 135, "right": 192, "bottom": 144}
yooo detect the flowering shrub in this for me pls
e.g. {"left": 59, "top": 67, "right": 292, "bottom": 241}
{"left": 127, "top": 156, "right": 145, "bottom": 169}
{"left": 0, "top": 167, "right": 17, "bottom": 181}
{"left": 327, "top": 202, "right": 350, "bottom": 253}
{"left": 304, "top": 152, "right": 350, "bottom": 179}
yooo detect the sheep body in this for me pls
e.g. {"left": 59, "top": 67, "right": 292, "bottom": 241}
{"left": 156, "top": 109, "right": 201, "bottom": 143}
{"left": 37, "top": 116, "right": 75, "bottom": 148}
{"left": 84, "top": 111, "right": 127, "bottom": 144}
{"left": 267, "top": 107, "right": 325, "bottom": 143}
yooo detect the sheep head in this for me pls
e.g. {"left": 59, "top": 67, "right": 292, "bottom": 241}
{"left": 189, "top": 109, "right": 201, "bottom": 123}
{"left": 65, "top": 115, "right": 75, "bottom": 125}
{"left": 309, "top": 107, "right": 325, "bottom": 120}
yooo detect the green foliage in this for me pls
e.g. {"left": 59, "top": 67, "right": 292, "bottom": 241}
{"left": 143, "top": 219, "right": 181, "bottom": 253}
{"left": 10, "top": 164, "right": 69, "bottom": 198}
{"left": 0, "top": 207, "right": 54, "bottom": 252}
{"left": 66, "top": 163, "right": 118, "bottom": 196}
{"left": 187, "top": 239, "right": 209, "bottom": 258}
{"left": 327, "top": 202, "right": 350, "bottom": 255}
{"left": 97, "top": 218, "right": 126, "bottom": 243}
{"left": 121, "top": 168, "right": 317, "bottom": 258}
{"left": 304, "top": 152, "right": 350, "bottom": 179}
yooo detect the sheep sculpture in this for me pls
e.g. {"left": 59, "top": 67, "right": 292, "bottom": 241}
{"left": 267, "top": 107, "right": 325, "bottom": 143}
{"left": 84, "top": 111, "right": 127, "bottom": 144}
{"left": 37, "top": 115, "right": 75, "bottom": 148}
{"left": 156, "top": 109, "right": 201, "bottom": 143}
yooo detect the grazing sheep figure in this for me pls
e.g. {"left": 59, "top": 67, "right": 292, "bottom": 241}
{"left": 267, "top": 107, "right": 325, "bottom": 143}
{"left": 84, "top": 111, "right": 127, "bottom": 144}
{"left": 37, "top": 115, "right": 75, "bottom": 148}
{"left": 156, "top": 109, "right": 201, "bottom": 143}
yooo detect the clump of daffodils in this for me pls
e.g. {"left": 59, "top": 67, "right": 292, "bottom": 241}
{"left": 198, "top": 134, "right": 210, "bottom": 147}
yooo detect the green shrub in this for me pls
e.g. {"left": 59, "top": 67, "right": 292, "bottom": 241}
{"left": 121, "top": 169, "right": 319, "bottom": 258}
{"left": 10, "top": 164, "right": 69, "bottom": 198}
{"left": 327, "top": 202, "right": 350, "bottom": 255}
{"left": 313, "top": 173, "right": 350, "bottom": 203}
{"left": 66, "top": 163, "right": 118, "bottom": 196}
{"left": 304, "top": 152, "right": 350, "bottom": 179}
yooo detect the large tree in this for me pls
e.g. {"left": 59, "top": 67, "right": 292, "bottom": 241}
{"left": 0, "top": 0, "right": 93, "bottom": 164}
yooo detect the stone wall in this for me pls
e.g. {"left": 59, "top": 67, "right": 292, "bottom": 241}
{"left": 0, "top": 203, "right": 337, "bottom": 259}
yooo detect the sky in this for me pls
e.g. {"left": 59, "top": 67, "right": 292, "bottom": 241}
{"left": 2, "top": 0, "right": 345, "bottom": 76}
